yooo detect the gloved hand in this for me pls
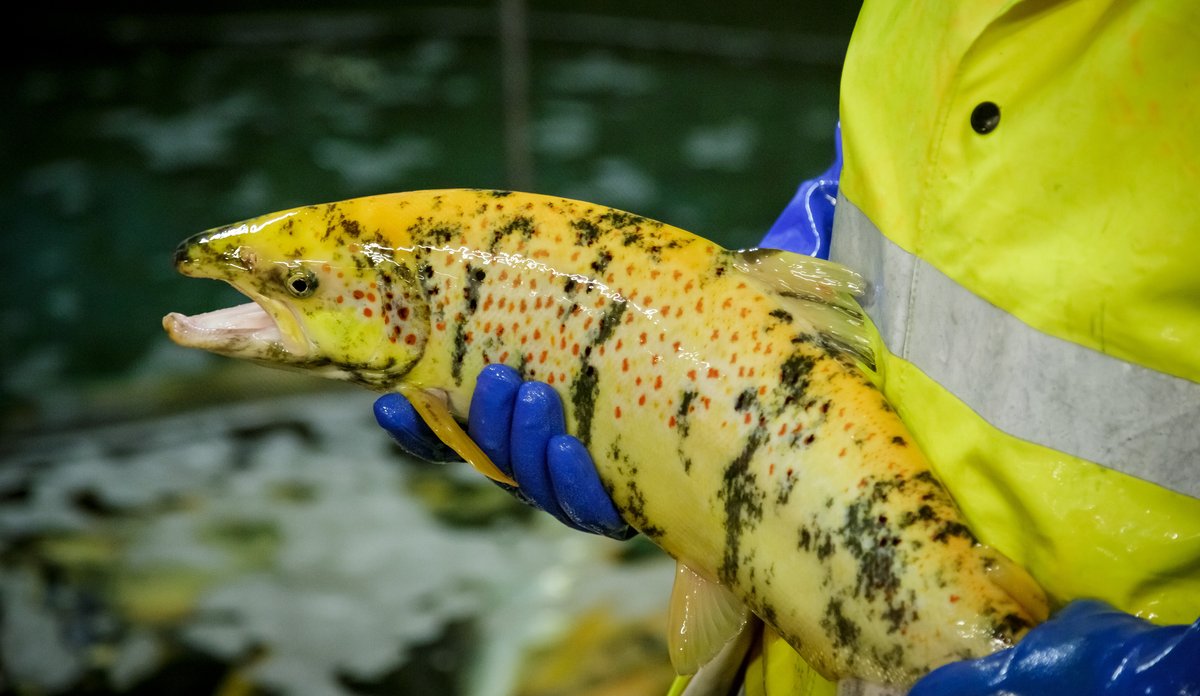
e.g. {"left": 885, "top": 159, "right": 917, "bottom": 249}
{"left": 759, "top": 122, "right": 842, "bottom": 260}
{"left": 909, "top": 599, "right": 1200, "bottom": 696}
{"left": 375, "top": 364, "right": 633, "bottom": 539}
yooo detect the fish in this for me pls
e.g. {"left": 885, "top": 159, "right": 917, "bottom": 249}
{"left": 163, "top": 189, "right": 1048, "bottom": 686}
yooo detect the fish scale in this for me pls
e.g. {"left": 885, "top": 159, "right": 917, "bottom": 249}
{"left": 164, "top": 189, "right": 1048, "bottom": 686}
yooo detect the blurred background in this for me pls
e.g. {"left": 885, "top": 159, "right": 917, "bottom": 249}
{"left": 1, "top": 2, "right": 855, "bottom": 694}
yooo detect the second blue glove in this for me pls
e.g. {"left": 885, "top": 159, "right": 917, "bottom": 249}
{"left": 375, "top": 364, "right": 633, "bottom": 539}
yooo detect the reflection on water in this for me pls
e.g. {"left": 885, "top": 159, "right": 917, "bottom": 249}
{"left": 2, "top": 4, "right": 850, "bottom": 694}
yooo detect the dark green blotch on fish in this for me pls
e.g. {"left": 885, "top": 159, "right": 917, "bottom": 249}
{"left": 718, "top": 428, "right": 766, "bottom": 585}
{"left": 593, "top": 301, "right": 626, "bottom": 346}
{"left": 571, "top": 218, "right": 603, "bottom": 246}
{"left": 590, "top": 249, "right": 614, "bottom": 275}
{"left": 822, "top": 599, "right": 861, "bottom": 649}
{"left": 932, "top": 520, "right": 977, "bottom": 544}
{"left": 734, "top": 388, "right": 757, "bottom": 412}
{"left": 676, "top": 390, "right": 698, "bottom": 438}
{"left": 778, "top": 352, "right": 816, "bottom": 408}
{"left": 490, "top": 214, "right": 536, "bottom": 250}
{"left": 569, "top": 363, "right": 600, "bottom": 446}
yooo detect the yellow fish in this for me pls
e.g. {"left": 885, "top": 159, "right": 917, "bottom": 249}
{"left": 163, "top": 189, "right": 1047, "bottom": 685}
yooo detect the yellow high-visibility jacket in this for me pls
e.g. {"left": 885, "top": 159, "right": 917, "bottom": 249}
{"left": 737, "top": 2, "right": 1200, "bottom": 694}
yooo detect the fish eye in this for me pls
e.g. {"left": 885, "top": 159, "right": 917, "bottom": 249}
{"left": 286, "top": 269, "right": 318, "bottom": 298}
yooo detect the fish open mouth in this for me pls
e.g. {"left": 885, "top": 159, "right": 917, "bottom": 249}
{"left": 162, "top": 295, "right": 305, "bottom": 361}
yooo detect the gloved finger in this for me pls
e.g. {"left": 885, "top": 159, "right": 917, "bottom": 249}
{"left": 509, "top": 382, "right": 574, "bottom": 525}
{"left": 547, "top": 434, "right": 634, "bottom": 539}
{"left": 374, "top": 393, "right": 461, "bottom": 462}
{"left": 907, "top": 649, "right": 1012, "bottom": 696}
{"left": 467, "top": 363, "right": 523, "bottom": 478}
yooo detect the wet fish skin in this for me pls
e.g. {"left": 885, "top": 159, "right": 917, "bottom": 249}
{"left": 164, "top": 189, "right": 1046, "bottom": 685}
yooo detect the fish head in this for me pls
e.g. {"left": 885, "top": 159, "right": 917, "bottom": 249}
{"left": 163, "top": 198, "right": 430, "bottom": 388}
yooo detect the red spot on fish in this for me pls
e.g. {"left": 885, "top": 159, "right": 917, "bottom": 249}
{"left": 668, "top": 415, "right": 677, "bottom": 428}
{"left": 723, "top": 298, "right": 733, "bottom": 309}
{"left": 616, "top": 339, "right": 623, "bottom": 350}
{"left": 499, "top": 270, "right": 508, "bottom": 281}
{"left": 436, "top": 321, "right": 446, "bottom": 331}
{"left": 638, "top": 394, "right": 646, "bottom": 406}
{"left": 399, "top": 307, "right": 409, "bottom": 320}
{"left": 539, "top": 350, "right": 548, "bottom": 363}
{"left": 707, "top": 368, "right": 719, "bottom": 379}
{"left": 844, "top": 422, "right": 854, "bottom": 431}
{"left": 778, "top": 424, "right": 788, "bottom": 436}
{"left": 367, "top": 292, "right": 376, "bottom": 302}
{"left": 839, "top": 448, "right": 847, "bottom": 457}
{"left": 336, "top": 295, "right": 344, "bottom": 304}
{"left": 363, "top": 308, "right": 373, "bottom": 317}
{"left": 353, "top": 290, "right": 365, "bottom": 300}
{"left": 533, "top": 329, "right": 542, "bottom": 340}
{"left": 614, "top": 406, "right": 622, "bottom": 418}
{"left": 744, "top": 413, "right": 752, "bottom": 425}
{"left": 639, "top": 332, "right": 647, "bottom": 345}
{"left": 687, "top": 370, "right": 697, "bottom": 381}
{"left": 572, "top": 343, "right": 579, "bottom": 356}
{"left": 622, "top": 358, "right": 629, "bottom": 372}
{"left": 673, "top": 341, "right": 682, "bottom": 352}
{"left": 547, "top": 373, "right": 555, "bottom": 385}
{"left": 654, "top": 376, "right": 663, "bottom": 390}
{"left": 769, "top": 463, "right": 775, "bottom": 475}
{"left": 950, "top": 595, "right": 960, "bottom": 603}
{"left": 405, "top": 334, "right": 417, "bottom": 345}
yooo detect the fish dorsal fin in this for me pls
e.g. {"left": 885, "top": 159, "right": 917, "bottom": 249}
{"left": 396, "top": 384, "right": 517, "bottom": 486}
{"left": 668, "top": 561, "right": 751, "bottom": 676}
{"left": 731, "top": 248, "right": 875, "bottom": 369}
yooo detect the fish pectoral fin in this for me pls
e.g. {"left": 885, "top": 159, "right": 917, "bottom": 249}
{"left": 396, "top": 384, "right": 517, "bottom": 486}
{"left": 731, "top": 248, "right": 875, "bottom": 369}
{"left": 668, "top": 561, "right": 751, "bottom": 676}
{"left": 981, "top": 545, "right": 1050, "bottom": 623}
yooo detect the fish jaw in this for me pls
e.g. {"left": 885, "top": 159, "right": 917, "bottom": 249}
{"left": 162, "top": 295, "right": 310, "bottom": 364}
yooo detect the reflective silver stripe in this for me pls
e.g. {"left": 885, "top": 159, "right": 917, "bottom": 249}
{"left": 830, "top": 193, "right": 1200, "bottom": 497}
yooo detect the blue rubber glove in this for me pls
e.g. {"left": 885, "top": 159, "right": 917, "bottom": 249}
{"left": 760, "top": 122, "right": 842, "bottom": 260}
{"left": 910, "top": 600, "right": 1200, "bottom": 696}
{"left": 375, "top": 364, "right": 633, "bottom": 539}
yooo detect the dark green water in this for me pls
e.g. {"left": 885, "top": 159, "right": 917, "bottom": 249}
{"left": 2, "top": 3, "right": 852, "bottom": 435}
